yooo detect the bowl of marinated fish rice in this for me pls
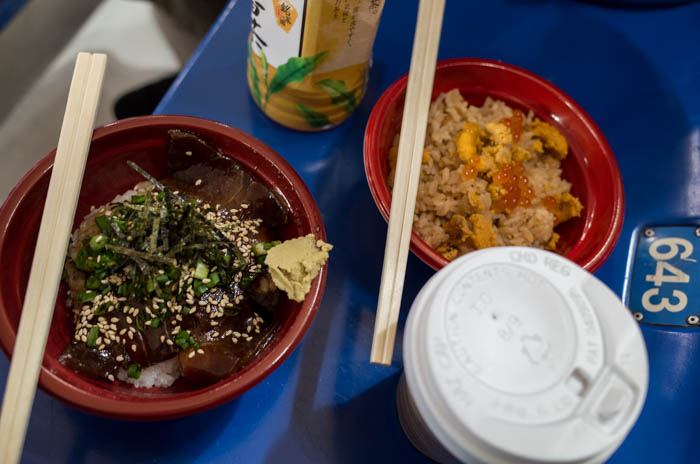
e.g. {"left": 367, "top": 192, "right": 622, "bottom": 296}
{"left": 364, "top": 58, "right": 623, "bottom": 272}
{"left": 0, "top": 115, "right": 332, "bottom": 420}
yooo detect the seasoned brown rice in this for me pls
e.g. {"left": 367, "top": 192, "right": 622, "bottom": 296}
{"left": 388, "top": 89, "right": 582, "bottom": 261}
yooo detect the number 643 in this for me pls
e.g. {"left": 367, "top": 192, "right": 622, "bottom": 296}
{"left": 642, "top": 237, "right": 694, "bottom": 313}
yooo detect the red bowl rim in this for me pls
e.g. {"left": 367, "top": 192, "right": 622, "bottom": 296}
{"left": 364, "top": 57, "right": 624, "bottom": 272}
{"left": 0, "top": 115, "right": 328, "bottom": 420}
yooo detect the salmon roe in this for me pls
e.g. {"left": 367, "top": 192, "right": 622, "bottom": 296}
{"left": 541, "top": 195, "right": 561, "bottom": 225}
{"left": 461, "top": 155, "right": 480, "bottom": 180}
{"left": 499, "top": 109, "right": 524, "bottom": 141}
{"left": 491, "top": 163, "right": 534, "bottom": 212}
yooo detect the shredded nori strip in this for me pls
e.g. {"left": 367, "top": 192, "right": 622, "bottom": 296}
{"left": 127, "top": 161, "right": 246, "bottom": 265}
{"left": 104, "top": 244, "right": 176, "bottom": 266}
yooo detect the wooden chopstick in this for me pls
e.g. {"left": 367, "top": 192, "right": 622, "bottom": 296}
{"left": 370, "top": 0, "right": 445, "bottom": 366}
{"left": 0, "top": 52, "right": 107, "bottom": 464}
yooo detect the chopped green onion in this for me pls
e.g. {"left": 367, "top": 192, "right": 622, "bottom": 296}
{"left": 94, "top": 215, "right": 111, "bottom": 233}
{"left": 182, "top": 307, "right": 191, "bottom": 315}
{"left": 93, "top": 304, "right": 107, "bottom": 316}
{"left": 194, "top": 261, "right": 209, "bottom": 280}
{"left": 223, "top": 253, "right": 232, "bottom": 266}
{"left": 167, "top": 267, "right": 180, "bottom": 280}
{"left": 155, "top": 273, "right": 169, "bottom": 285}
{"left": 240, "top": 277, "right": 253, "bottom": 289}
{"left": 75, "top": 249, "right": 89, "bottom": 271}
{"left": 253, "top": 242, "right": 266, "bottom": 256}
{"left": 146, "top": 276, "right": 155, "bottom": 293}
{"left": 117, "top": 283, "right": 129, "bottom": 297}
{"left": 86, "top": 326, "right": 99, "bottom": 347}
{"left": 194, "top": 282, "right": 209, "bottom": 297}
{"left": 85, "top": 276, "right": 101, "bottom": 290}
{"left": 89, "top": 234, "right": 108, "bottom": 251}
{"left": 149, "top": 317, "right": 160, "bottom": 328}
{"left": 255, "top": 241, "right": 280, "bottom": 256}
{"left": 130, "top": 194, "right": 146, "bottom": 204}
{"left": 257, "top": 255, "right": 266, "bottom": 265}
{"left": 127, "top": 364, "right": 142, "bottom": 379}
{"left": 205, "top": 272, "right": 220, "bottom": 288}
{"left": 114, "top": 218, "right": 128, "bottom": 232}
{"left": 77, "top": 290, "right": 97, "bottom": 302}
{"left": 61, "top": 268, "right": 69, "bottom": 283}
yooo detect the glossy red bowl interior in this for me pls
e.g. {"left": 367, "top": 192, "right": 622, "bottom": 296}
{"left": 0, "top": 115, "right": 327, "bottom": 420}
{"left": 364, "top": 58, "right": 624, "bottom": 272}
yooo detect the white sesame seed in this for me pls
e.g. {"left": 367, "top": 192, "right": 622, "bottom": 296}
{"left": 131, "top": 344, "right": 137, "bottom": 352}
{"left": 233, "top": 331, "right": 241, "bottom": 337}
{"left": 185, "top": 150, "right": 192, "bottom": 156}
{"left": 119, "top": 328, "right": 127, "bottom": 335}
{"left": 126, "top": 316, "right": 133, "bottom": 324}
{"left": 160, "top": 335, "right": 165, "bottom": 343}
{"left": 166, "top": 339, "right": 174, "bottom": 345}
{"left": 211, "top": 321, "right": 219, "bottom": 326}
{"left": 195, "top": 179, "right": 202, "bottom": 186}
{"left": 231, "top": 337, "right": 238, "bottom": 344}
{"left": 212, "top": 331, "right": 219, "bottom": 338}
{"left": 188, "top": 351, "right": 195, "bottom": 358}
{"left": 98, "top": 344, "right": 105, "bottom": 350}
{"left": 128, "top": 331, "right": 134, "bottom": 340}
{"left": 116, "top": 355, "right": 124, "bottom": 362}
{"left": 108, "top": 374, "right": 115, "bottom": 382}
{"left": 197, "top": 349, "right": 204, "bottom": 354}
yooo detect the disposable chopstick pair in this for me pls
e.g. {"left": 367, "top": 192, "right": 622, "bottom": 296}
{"left": 370, "top": 0, "right": 445, "bottom": 366}
{"left": 0, "top": 52, "right": 107, "bottom": 464}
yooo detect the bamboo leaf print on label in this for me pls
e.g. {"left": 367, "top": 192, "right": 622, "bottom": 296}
{"left": 296, "top": 103, "right": 331, "bottom": 129}
{"left": 248, "top": 41, "right": 262, "bottom": 106}
{"left": 267, "top": 51, "right": 328, "bottom": 97}
{"left": 261, "top": 49, "right": 269, "bottom": 88}
{"left": 316, "top": 79, "right": 357, "bottom": 113}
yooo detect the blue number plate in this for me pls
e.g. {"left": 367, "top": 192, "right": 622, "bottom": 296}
{"left": 627, "top": 226, "right": 700, "bottom": 327}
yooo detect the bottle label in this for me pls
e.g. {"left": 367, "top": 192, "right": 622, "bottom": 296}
{"left": 248, "top": 0, "right": 385, "bottom": 131}
{"left": 250, "top": 0, "right": 305, "bottom": 69}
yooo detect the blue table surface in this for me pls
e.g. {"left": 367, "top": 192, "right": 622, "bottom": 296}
{"left": 3, "top": 0, "right": 700, "bottom": 462}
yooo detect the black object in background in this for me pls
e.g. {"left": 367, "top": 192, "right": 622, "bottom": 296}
{"left": 113, "top": 74, "right": 177, "bottom": 119}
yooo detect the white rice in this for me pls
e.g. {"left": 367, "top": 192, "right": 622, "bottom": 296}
{"left": 117, "top": 357, "right": 181, "bottom": 388}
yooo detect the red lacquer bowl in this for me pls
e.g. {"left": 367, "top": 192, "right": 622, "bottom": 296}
{"left": 364, "top": 58, "right": 624, "bottom": 272}
{"left": 0, "top": 116, "right": 327, "bottom": 420}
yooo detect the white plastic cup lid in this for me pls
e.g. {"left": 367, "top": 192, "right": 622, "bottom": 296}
{"left": 402, "top": 247, "right": 649, "bottom": 464}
